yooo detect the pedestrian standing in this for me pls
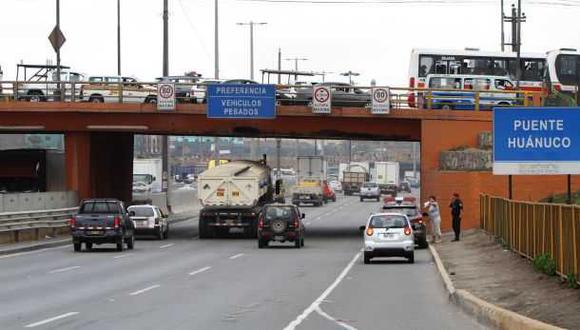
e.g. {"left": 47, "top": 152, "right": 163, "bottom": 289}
{"left": 424, "top": 195, "right": 441, "bottom": 243}
{"left": 450, "top": 193, "right": 463, "bottom": 241}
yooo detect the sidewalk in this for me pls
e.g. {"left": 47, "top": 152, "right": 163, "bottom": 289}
{"left": 435, "top": 229, "right": 580, "bottom": 329}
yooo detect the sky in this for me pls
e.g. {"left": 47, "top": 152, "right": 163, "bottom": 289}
{"left": 1, "top": 0, "right": 580, "bottom": 86}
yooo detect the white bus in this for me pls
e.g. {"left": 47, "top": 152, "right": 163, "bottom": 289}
{"left": 408, "top": 48, "right": 545, "bottom": 106}
{"left": 545, "top": 48, "right": 580, "bottom": 93}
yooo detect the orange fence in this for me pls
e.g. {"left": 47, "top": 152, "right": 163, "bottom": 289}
{"left": 480, "top": 194, "right": 579, "bottom": 283}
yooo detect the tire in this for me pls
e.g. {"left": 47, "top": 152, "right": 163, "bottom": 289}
{"left": 27, "top": 91, "right": 45, "bottom": 102}
{"left": 294, "top": 236, "right": 301, "bottom": 249}
{"left": 145, "top": 96, "right": 157, "bottom": 104}
{"left": 258, "top": 239, "right": 266, "bottom": 249}
{"left": 407, "top": 252, "right": 415, "bottom": 264}
{"left": 85, "top": 242, "right": 93, "bottom": 250}
{"left": 360, "top": 197, "right": 364, "bottom": 202}
{"left": 301, "top": 237, "right": 305, "bottom": 247}
{"left": 116, "top": 238, "right": 125, "bottom": 252}
{"left": 73, "top": 243, "right": 82, "bottom": 252}
{"left": 364, "top": 252, "right": 371, "bottom": 264}
{"left": 418, "top": 237, "right": 429, "bottom": 249}
{"left": 441, "top": 103, "right": 453, "bottom": 110}
{"left": 126, "top": 235, "right": 135, "bottom": 250}
{"left": 199, "top": 219, "right": 208, "bottom": 239}
{"left": 157, "top": 227, "right": 164, "bottom": 240}
{"left": 89, "top": 95, "right": 104, "bottom": 103}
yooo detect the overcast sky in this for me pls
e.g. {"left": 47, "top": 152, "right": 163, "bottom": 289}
{"left": 1, "top": 0, "right": 580, "bottom": 85}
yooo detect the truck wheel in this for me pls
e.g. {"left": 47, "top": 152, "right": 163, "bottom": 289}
{"left": 73, "top": 243, "right": 82, "bottom": 252}
{"left": 116, "top": 238, "right": 125, "bottom": 252}
{"left": 199, "top": 219, "right": 208, "bottom": 239}
{"left": 85, "top": 242, "right": 93, "bottom": 251}
{"left": 364, "top": 252, "right": 371, "bottom": 264}
{"left": 126, "top": 235, "right": 135, "bottom": 250}
{"left": 258, "top": 239, "right": 266, "bottom": 249}
{"left": 407, "top": 252, "right": 415, "bottom": 264}
{"left": 418, "top": 237, "right": 429, "bottom": 249}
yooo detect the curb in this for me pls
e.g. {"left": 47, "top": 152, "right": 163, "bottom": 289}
{"left": 429, "top": 245, "right": 564, "bottom": 330}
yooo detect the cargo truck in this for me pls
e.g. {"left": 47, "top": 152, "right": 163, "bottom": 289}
{"left": 342, "top": 171, "right": 369, "bottom": 195}
{"left": 291, "top": 156, "right": 326, "bottom": 206}
{"left": 197, "top": 158, "right": 283, "bottom": 238}
{"left": 375, "top": 161, "right": 400, "bottom": 196}
{"left": 133, "top": 158, "right": 162, "bottom": 194}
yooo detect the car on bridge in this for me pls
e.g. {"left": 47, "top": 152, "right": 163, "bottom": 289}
{"left": 80, "top": 76, "right": 157, "bottom": 104}
{"left": 127, "top": 204, "right": 169, "bottom": 240}
{"left": 71, "top": 198, "right": 136, "bottom": 252}
{"left": 362, "top": 212, "right": 415, "bottom": 264}
{"left": 294, "top": 82, "right": 372, "bottom": 107}
{"left": 156, "top": 75, "right": 201, "bottom": 104}
{"left": 382, "top": 196, "right": 427, "bottom": 248}
{"left": 257, "top": 203, "right": 305, "bottom": 248}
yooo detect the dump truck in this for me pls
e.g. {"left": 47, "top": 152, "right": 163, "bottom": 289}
{"left": 197, "top": 158, "right": 282, "bottom": 238}
{"left": 341, "top": 164, "right": 369, "bottom": 196}
{"left": 291, "top": 156, "right": 326, "bottom": 206}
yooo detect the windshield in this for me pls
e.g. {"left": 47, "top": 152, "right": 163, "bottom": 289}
{"left": 80, "top": 201, "right": 122, "bottom": 214}
{"left": 362, "top": 183, "right": 377, "bottom": 188}
{"left": 264, "top": 206, "right": 295, "bottom": 221}
{"left": 133, "top": 174, "right": 152, "bottom": 184}
{"left": 128, "top": 206, "right": 155, "bottom": 217}
{"left": 369, "top": 215, "right": 407, "bottom": 228}
{"left": 555, "top": 54, "right": 580, "bottom": 85}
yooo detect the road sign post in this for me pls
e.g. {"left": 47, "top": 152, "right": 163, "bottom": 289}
{"left": 493, "top": 107, "right": 580, "bottom": 175}
{"left": 312, "top": 84, "right": 331, "bottom": 114}
{"left": 371, "top": 87, "right": 390, "bottom": 114}
{"left": 207, "top": 84, "right": 276, "bottom": 119}
{"left": 157, "top": 83, "right": 176, "bottom": 111}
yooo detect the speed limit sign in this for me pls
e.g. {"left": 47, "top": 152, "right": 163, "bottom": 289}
{"left": 371, "top": 87, "right": 390, "bottom": 114}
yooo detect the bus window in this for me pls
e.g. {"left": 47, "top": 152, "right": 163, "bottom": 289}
{"left": 419, "top": 56, "right": 434, "bottom": 77}
{"left": 495, "top": 79, "right": 513, "bottom": 90}
{"left": 522, "top": 59, "right": 545, "bottom": 81}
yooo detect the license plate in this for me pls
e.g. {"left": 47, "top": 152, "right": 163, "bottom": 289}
{"left": 274, "top": 235, "right": 285, "bottom": 241}
{"left": 384, "top": 233, "right": 398, "bottom": 240}
{"left": 138, "top": 221, "right": 149, "bottom": 228}
{"left": 87, "top": 230, "right": 103, "bottom": 235}
{"left": 217, "top": 192, "right": 224, "bottom": 197}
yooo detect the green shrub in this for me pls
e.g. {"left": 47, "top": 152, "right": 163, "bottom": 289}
{"left": 566, "top": 273, "right": 579, "bottom": 289}
{"left": 533, "top": 254, "right": 557, "bottom": 276}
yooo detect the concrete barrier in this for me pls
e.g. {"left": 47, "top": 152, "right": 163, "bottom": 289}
{"left": 0, "top": 191, "right": 78, "bottom": 213}
{"left": 133, "top": 187, "right": 198, "bottom": 215}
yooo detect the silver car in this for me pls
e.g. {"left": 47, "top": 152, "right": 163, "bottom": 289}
{"left": 128, "top": 204, "right": 170, "bottom": 240}
{"left": 362, "top": 213, "right": 415, "bottom": 264}
{"left": 360, "top": 182, "right": 381, "bottom": 202}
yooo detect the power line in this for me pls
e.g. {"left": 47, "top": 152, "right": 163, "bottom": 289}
{"left": 235, "top": 0, "right": 580, "bottom": 6}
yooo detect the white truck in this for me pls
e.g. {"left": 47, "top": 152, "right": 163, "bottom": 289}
{"left": 375, "top": 161, "right": 400, "bottom": 196}
{"left": 291, "top": 156, "right": 327, "bottom": 206}
{"left": 80, "top": 76, "right": 157, "bottom": 103}
{"left": 133, "top": 158, "right": 163, "bottom": 195}
{"left": 197, "top": 159, "right": 282, "bottom": 238}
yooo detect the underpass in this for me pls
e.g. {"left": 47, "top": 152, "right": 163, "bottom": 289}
{"left": 0, "top": 194, "right": 484, "bottom": 330}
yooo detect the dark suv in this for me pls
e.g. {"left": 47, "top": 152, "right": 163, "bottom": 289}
{"left": 257, "top": 204, "right": 305, "bottom": 249}
{"left": 382, "top": 197, "right": 427, "bottom": 248}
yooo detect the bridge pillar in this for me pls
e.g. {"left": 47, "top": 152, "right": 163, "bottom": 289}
{"left": 65, "top": 132, "right": 134, "bottom": 203}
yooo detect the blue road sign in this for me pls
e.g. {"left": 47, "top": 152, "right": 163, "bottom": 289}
{"left": 493, "top": 107, "right": 580, "bottom": 175}
{"left": 207, "top": 84, "right": 276, "bottom": 119}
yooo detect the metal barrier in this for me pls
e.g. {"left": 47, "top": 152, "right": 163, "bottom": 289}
{"left": 480, "top": 194, "right": 579, "bottom": 284}
{"left": 0, "top": 207, "right": 77, "bottom": 243}
{"left": 0, "top": 80, "right": 543, "bottom": 110}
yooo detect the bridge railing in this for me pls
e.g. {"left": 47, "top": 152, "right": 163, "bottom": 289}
{"left": 480, "top": 194, "right": 579, "bottom": 285}
{"left": 0, "top": 80, "right": 543, "bottom": 110}
{"left": 0, "top": 207, "right": 77, "bottom": 243}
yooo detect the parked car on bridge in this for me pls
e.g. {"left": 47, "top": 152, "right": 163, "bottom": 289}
{"left": 382, "top": 196, "right": 427, "bottom": 248}
{"left": 80, "top": 76, "right": 157, "bottom": 104}
{"left": 362, "top": 212, "right": 415, "bottom": 264}
{"left": 295, "top": 82, "right": 372, "bottom": 107}
{"left": 257, "top": 203, "right": 305, "bottom": 248}
{"left": 360, "top": 182, "right": 381, "bottom": 202}
{"left": 156, "top": 75, "right": 201, "bottom": 104}
{"left": 424, "top": 74, "right": 517, "bottom": 110}
{"left": 192, "top": 79, "right": 222, "bottom": 104}
{"left": 71, "top": 199, "right": 136, "bottom": 252}
{"left": 220, "top": 79, "right": 294, "bottom": 105}
{"left": 16, "top": 64, "right": 85, "bottom": 102}
{"left": 127, "top": 204, "right": 169, "bottom": 240}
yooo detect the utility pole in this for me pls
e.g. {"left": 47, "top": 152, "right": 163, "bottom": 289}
{"left": 500, "top": 0, "right": 505, "bottom": 52}
{"left": 56, "top": 0, "right": 62, "bottom": 101}
{"left": 277, "top": 48, "right": 282, "bottom": 84}
{"left": 285, "top": 57, "right": 308, "bottom": 81}
{"left": 236, "top": 21, "right": 267, "bottom": 80}
{"left": 503, "top": 2, "right": 526, "bottom": 86}
{"left": 117, "top": 0, "right": 121, "bottom": 75}
{"left": 276, "top": 138, "right": 281, "bottom": 179}
{"left": 340, "top": 71, "right": 360, "bottom": 85}
{"left": 162, "top": 0, "right": 170, "bottom": 210}
{"left": 214, "top": 0, "right": 219, "bottom": 79}
{"left": 348, "top": 140, "right": 352, "bottom": 165}
{"left": 314, "top": 140, "right": 318, "bottom": 156}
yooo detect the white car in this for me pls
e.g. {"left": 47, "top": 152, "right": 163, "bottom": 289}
{"left": 81, "top": 76, "right": 157, "bottom": 104}
{"left": 360, "top": 182, "right": 381, "bottom": 202}
{"left": 329, "top": 180, "right": 342, "bottom": 193}
{"left": 127, "top": 205, "right": 169, "bottom": 240}
{"left": 362, "top": 212, "right": 415, "bottom": 264}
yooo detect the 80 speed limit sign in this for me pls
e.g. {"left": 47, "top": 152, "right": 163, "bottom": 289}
{"left": 371, "top": 87, "right": 390, "bottom": 114}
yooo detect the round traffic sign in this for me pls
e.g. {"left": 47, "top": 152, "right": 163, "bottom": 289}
{"left": 314, "top": 86, "right": 330, "bottom": 103}
{"left": 159, "top": 84, "right": 174, "bottom": 98}
{"left": 373, "top": 88, "right": 389, "bottom": 103}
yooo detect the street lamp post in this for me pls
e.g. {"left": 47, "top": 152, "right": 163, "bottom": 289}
{"left": 214, "top": 0, "right": 219, "bottom": 79}
{"left": 236, "top": 21, "right": 267, "bottom": 80}
{"left": 340, "top": 71, "right": 360, "bottom": 85}
{"left": 117, "top": 0, "right": 121, "bottom": 75}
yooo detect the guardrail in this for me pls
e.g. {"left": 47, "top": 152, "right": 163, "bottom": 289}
{"left": 0, "top": 207, "right": 77, "bottom": 243}
{"left": 480, "top": 194, "right": 579, "bottom": 285}
{"left": 0, "top": 80, "right": 543, "bottom": 110}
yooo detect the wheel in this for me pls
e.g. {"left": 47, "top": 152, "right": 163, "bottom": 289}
{"left": 146, "top": 96, "right": 157, "bottom": 104}
{"left": 364, "top": 252, "right": 371, "bottom": 264}
{"left": 116, "top": 238, "right": 125, "bottom": 252}
{"left": 73, "top": 243, "right": 82, "bottom": 252}
{"left": 164, "top": 225, "right": 170, "bottom": 239}
{"left": 89, "top": 95, "right": 104, "bottom": 103}
{"left": 126, "top": 235, "right": 135, "bottom": 250}
{"left": 418, "top": 237, "right": 429, "bottom": 249}
{"left": 407, "top": 253, "right": 415, "bottom": 264}
{"left": 295, "top": 236, "right": 301, "bottom": 249}
{"left": 301, "top": 237, "right": 305, "bottom": 247}
{"left": 27, "top": 91, "right": 45, "bottom": 102}
{"left": 85, "top": 242, "right": 93, "bottom": 250}
{"left": 441, "top": 103, "right": 453, "bottom": 110}
{"left": 199, "top": 219, "right": 208, "bottom": 239}
{"left": 332, "top": 196, "right": 336, "bottom": 202}
{"left": 360, "top": 197, "right": 364, "bottom": 202}
{"left": 157, "top": 226, "right": 164, "bottom": 240}
{"left": 258, "top": 239, "right": 266, "bottom": 249}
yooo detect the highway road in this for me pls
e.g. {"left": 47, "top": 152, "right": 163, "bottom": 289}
{"left": 0, "top": 195, "right": 485, "bottom": 330}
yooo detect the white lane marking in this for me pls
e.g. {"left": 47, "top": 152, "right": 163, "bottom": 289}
{"left": 113, "top": 254, "right": 132, "bottom": 259}
{"left": 283, "top": 252, "right": 361, "bottom": 330}
{"left": 129, "top": 284, "right": 160, "bottom": 296}
{"left": 228, "top": 253, "right": 244, "bottom": 260}
{"left": 159, "top": 243, "right": 175, "bottom": 249}
{"left": 48, "top": 266, "right": 80, "bottom": 274}
{"left": 0, "top": 244, "right": 70, "bottom": 260}
{"left": 188, "top": 266, "right": 211, "bottom": 276}
{"left": 25, "top": 312, "right": 79, "bottom": 328}
{"left": 316, "top": 307, "right": 358, "bottom": 330}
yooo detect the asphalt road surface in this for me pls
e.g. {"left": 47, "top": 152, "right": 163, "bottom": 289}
{"left": 0, "top": 195, "right": 485, "bottom": 330}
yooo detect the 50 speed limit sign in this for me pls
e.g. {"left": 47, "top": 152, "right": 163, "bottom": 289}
{"left": 371, "top": 87, "right": 390, "bottom": 114}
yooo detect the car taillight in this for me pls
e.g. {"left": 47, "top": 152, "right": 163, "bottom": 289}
{"left": 69, "top": 216, "right": 76, "bottom": 229}
{"left": 554, "top": 83, "right": 562, "bottom": 91}
{"left": 409, "top": 77, "right": 415, "bottom": 88}
{"left": 366, "top": 227, "right": 374, "bottom": 236}
{"left": 113, "top": 216, "right": 121, "bottom": 229}
{"left": 404, "top": 226, "right": 412, "bottom": 236}
{"left": 294, "top": 217, "right": 300, "bottom": 229}
{"left": 258, "top": 216, "right": 264, "bottom": 229}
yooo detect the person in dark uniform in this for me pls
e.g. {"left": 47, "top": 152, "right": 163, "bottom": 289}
{"left": 449, "top": 193, "right": 463, "bottom": 241}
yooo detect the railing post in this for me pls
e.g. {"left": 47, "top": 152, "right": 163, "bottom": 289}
{"left": 71, "top": 82, "right": 76, "bottom": 103}
{"left": 118, "top": 82, "right": 124, "bottom": 103}
{"left": 427, "top": 90, "right": 432, "bottom": 110}
{"left": 573, "top": 207, "right": 578, "bottom": 279}
{"left": 559, "top": 206, "right": 564, "bottom": 275}
{"left": 523, "top": 91, "right": 529, "bottom": 107}
{"left": 13, "top": 82, "right": 18, "bottom": 101}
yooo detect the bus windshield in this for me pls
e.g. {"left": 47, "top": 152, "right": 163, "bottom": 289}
{"left": 555, "top": 54, "right": 580, "bottom": 85}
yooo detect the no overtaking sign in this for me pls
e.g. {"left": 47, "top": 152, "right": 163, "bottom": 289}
{"left": 312, "top": 84, "right": 331, "bottom": 114}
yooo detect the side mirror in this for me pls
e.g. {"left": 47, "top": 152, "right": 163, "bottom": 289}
{"left": 129, "top": 211, "right": 136, "bottom": 217}
{"left": 301, "top": 213, "right": 305, "bottom": 219}
{"left": 359, "top": 225, "right": 366, "bottom": 232}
